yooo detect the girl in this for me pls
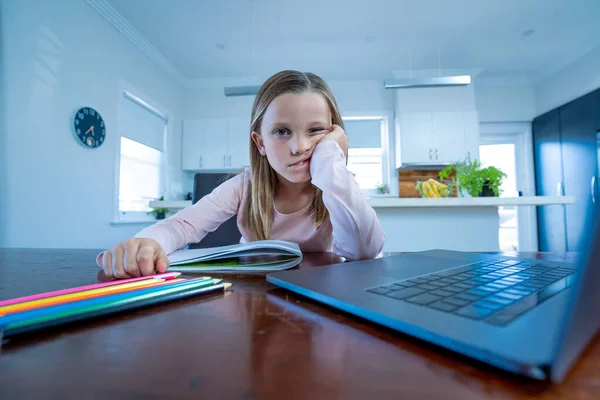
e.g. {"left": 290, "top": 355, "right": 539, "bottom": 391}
{"left": 98, "top": 70, "right": 385, "bottom": 278}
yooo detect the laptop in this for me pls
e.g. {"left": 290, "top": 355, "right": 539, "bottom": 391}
{"left": 266, "top": 203, "right": 600, "bottom": 382}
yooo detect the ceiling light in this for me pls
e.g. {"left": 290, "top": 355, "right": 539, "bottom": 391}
{"left": 224, "top": 85, "right": 261, "bottom": 96}
{"left": 384, "top": 75, "right": 471, "bottom": 89}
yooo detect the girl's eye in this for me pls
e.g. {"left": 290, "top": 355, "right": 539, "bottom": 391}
{"left": 273, "top": 129, "right": 290, "bottom": 137}
{"left": 310, "top": 128, "right": 327, "bottom": 134}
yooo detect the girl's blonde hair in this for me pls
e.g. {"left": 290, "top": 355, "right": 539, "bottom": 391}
{"left": 242, "top": 70, "right": 345, "bottom": 241}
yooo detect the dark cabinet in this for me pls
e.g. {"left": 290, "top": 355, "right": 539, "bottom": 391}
{"left": 597, "top": 89, "right": 600, "bottom": 131}
{"left": 559, "top": 92, "right": 598, "bottom": 251}
{"left": 533, "top": 89, "right": 599, "bottom": 252}
{"left": 533, "top": 110, "right": 567, "bottom": 252}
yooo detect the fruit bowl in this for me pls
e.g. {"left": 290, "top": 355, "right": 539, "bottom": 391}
{"left": 415, "top": 179, "right": 452, "bottom": 198}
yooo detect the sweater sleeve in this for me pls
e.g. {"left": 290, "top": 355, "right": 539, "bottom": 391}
{"left": 133, "top": 171, "right": 246, "bottom": 255}
{"left": 309, "top": 140, "right": 386, "bottom": 260}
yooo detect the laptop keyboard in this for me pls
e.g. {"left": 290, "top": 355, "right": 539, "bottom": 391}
{"left": 366, "top": 258, "right": 576, "bottom": 325}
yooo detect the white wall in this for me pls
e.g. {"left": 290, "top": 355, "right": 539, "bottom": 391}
{"left": 0, "top": 0, "right": 6, "bottom": 247}
{"left": 185, "top": 87, "right": 255, "bottom": 119}
{"left": 474, "top": 78, "right": 536, "bottom": 122}
{"left": 1, "top": 0, "right": 186, "bottom": 249}
{"left": 534, "top": 46, "right": 600, "bottom": 116}
{"left": 328, "top": 80, "right": 394, "bottom": 116}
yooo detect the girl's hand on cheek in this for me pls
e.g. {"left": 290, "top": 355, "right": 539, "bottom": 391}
{"left": 318, "top": 124, "right": 348, "bottom": 157}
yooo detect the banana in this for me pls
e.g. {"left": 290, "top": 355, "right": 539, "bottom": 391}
{"left": 428, "top": 179, "right": 449, "bottom": 197}
{"left": 421, "top": 181, "right": 430, "bottom": 197}
{"left": 426, "top": 182, "right": 434, "bottom": 197}
{"left": 423, "top": 181, "right": 438, "bottom": 198}
{"left": 431, "top": 182, "right": 441, "bottom": 198}
{"left": 429, "top": 179, "right": 448, "bottom": 189}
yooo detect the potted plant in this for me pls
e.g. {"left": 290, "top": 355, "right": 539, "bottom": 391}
{"left": 439, "top": 158, "right": 506, "bottom": 197}
{"left": 376, "top": 183, "right": 390, "bottom": 195}
{"left": 148, "top": 196, "right": 169, "bottom": 220}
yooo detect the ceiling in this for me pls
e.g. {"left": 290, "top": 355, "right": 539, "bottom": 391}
{"left": 105, "top": 0, "right": 600, "bottom": 83}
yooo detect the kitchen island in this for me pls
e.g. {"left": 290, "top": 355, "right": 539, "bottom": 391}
{"left": 370, "top": 196, "right": 575, "bottom": 252}
{"left": 150, "top": 196, "right": 575, "bottom": 253}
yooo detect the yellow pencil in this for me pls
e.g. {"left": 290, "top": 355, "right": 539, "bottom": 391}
{"left": 0, "top": 277, "right": 185, "bottom": 316}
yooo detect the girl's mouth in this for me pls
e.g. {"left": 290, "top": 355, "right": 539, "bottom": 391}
{"left": 290, "top": 156, "right": 311, "bottom": 169}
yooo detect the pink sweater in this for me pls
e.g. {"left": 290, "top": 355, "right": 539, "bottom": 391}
{"left": 135, "top": 141, "right": 385, "bottom": 260}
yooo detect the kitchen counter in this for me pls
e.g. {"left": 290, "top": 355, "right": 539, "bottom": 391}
{"left": 368, "top": 196, "right": 575, "bottom": 208}
{"left": 151, "top": 196, "right": 574, "bottom": 211}
{"left": 149, "top": 200, "right": 192, "bottom": 210}
{"left": 150, "top": 196, "right": 575, "bottom": 253}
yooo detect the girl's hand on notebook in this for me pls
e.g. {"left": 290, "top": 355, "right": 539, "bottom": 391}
{"left": 98, "top": 238, "right": 170, "bottom": 278}
{"left": 318, "top": 124, "right": 348, "bottom": 157}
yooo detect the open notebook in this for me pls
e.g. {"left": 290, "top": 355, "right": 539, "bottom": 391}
{"left": 167, "top": 240, "right": 303, "bottom": 273}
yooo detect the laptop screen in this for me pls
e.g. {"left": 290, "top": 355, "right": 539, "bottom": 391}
{"left": 551, "top": 200, "right": 600, "bottom": 381}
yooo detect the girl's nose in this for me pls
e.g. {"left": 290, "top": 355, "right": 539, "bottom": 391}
{"left": 290, "top": 133, "right": 311, "bottom": 155}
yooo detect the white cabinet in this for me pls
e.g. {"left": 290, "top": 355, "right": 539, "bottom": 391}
{"left": 396, "top": 111, "right": 479, "bottom": 167}
{"left": 431, "top": 112, "right": 466, "bottom": 163}
{"left": 181, "top": 119, "right": 207, "bottom": 170}
{"left": 397, "top": 113, "right": 433, "bottom": 164}
{"left": 227, "top": 117, "right": 251, "bottom": 170}
{"left": 202, "top": 119, "right": 229, "bottom": 169}
{"left": 181, "top": 117, "right": 251, "bottom": 171}
{"left": 463, "top": 111, "right": 480, "bottom": 161}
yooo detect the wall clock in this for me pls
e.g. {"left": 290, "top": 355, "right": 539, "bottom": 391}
{"left": 73, "top": 107, "right": 105, "bottom": 148}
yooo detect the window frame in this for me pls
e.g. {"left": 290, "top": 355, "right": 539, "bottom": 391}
{"left": 342, "top": 115, "right": 392, "bottom": 196}
{"left": 113, "top": 86, "right": 170, "bottom": 224}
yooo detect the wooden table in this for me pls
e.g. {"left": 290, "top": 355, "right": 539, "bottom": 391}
{"left": 0, "top": 248, "right": 597, "bottom": 399}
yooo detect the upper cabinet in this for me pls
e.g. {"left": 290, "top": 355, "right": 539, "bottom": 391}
{"left": 182, "top": 117, "right": 251, "bottom": 171}
{"left": 463, "top": 111, "right": 481, "bottom": 162}
{"left": 395, "top": 111, "right": 480, "bottom": 167}
{"left": 227, "top": 117, "right": 251, "bottom": 170}
{"left": 396, "top": 112, "right": 433, "bottom": 164}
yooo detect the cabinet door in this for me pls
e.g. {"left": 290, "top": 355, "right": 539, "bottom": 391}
{"left": 560, "top": 92, "right": 598, "bottom": 251}
{"left": 398, "top": 113, "right": 433, "bottom": 164}
{"left": 432, "top": 112, "right": 466, "bottom": 163}
{"left": 182, "top": 120, "right": 206, "bottom": 170}
{"left": 596, "top": 88, "right": 600, "bottom": 131}
{"left": 463, "top": 111, "right": 480, "bottom": 161}
{"left": 201, "top": 118, "right": 229, "bottom": 169}
{"left": 227, "top": 117, "right": 251, "bottom": 169}
{"left": 533, "top": 110, "right": 567, "bottom": 252}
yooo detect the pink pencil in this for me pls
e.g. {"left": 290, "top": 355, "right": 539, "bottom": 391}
{"left": 0, "top": 272, "right": 182, "bottom": 307}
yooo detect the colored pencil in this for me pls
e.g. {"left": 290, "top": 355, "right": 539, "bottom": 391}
{"left": 0, "top": 277, "right": 216, "bottom": 325}
{"left": 0, "top": 279, "right": 231, "bottom": 338}
{"left": 0, "top": 272, "right": 183, "bottom": 307}
{"left": 0, "top": 277, "right": 190, "bottom": 316}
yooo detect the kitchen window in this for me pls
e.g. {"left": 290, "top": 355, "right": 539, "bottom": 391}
{"left": 344, "top": 117, "right": 390, "bottom": 194}
{"left": 116, "top": 90, "right": 168, "bottom": 222}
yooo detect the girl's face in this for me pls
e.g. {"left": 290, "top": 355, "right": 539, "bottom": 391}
{"left": 251, "top": 92, "right": 331, "bottom": 184}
